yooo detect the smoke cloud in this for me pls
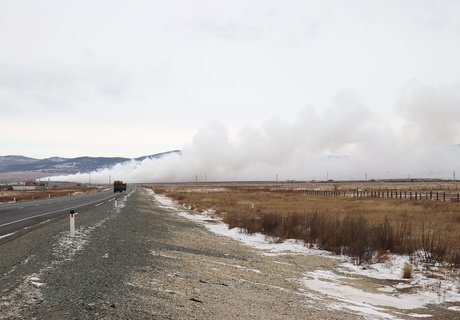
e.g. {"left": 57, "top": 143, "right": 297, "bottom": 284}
{"left": 50, "top": 85, "right": 460, "bottom": 183}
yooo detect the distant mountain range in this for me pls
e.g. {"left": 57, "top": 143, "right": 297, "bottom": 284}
{"left": 0, "top": 150, "right": 181, "bottom": 175}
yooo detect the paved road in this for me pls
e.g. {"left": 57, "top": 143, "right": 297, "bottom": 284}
{"left": 0, "top": 188, "right": 123, "bottom": 242}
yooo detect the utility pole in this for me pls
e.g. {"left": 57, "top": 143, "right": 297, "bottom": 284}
{"left": 454, "top": 170, "right": 457, "bottom": 189}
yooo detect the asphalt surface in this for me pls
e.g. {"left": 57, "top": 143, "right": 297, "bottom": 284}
{"left": 0, "top": 189, "right": 121, "bottom": 243}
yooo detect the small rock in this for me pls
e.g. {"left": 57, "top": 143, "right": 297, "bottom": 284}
{"left": 189, "top": 298, "right": 203, "bottom": 303}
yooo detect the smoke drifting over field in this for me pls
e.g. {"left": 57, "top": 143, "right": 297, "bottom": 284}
{"left": 50, "top": 84, "right": 460, "bottom": 183}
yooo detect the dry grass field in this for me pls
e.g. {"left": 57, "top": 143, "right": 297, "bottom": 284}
{"left": 152, "top": 182, "right": 460, "bottom": 266}
{"left": 0, "top": 185, "right": 103, "bottom": 203}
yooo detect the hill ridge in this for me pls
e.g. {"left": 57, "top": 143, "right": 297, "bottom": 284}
{"left": 0, "top": 150, "right": 181, "bottom": 174}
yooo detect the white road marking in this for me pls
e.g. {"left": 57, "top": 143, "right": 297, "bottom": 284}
{"left": 0, "top": 232, "right": 17, "bottom": 239}
{"left": 0, "top": 194, "right": 115, "bottom": 228}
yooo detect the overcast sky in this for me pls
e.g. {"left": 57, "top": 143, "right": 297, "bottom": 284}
{"left": 2, "top": 1, "right": 460, "bottom": 180}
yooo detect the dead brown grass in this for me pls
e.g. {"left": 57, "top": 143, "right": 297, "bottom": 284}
{"left": 152, "top": 182, "right": 460, "bottom": 266}
{"left": 0, "top": 185, "right": 101, "bottom": 203}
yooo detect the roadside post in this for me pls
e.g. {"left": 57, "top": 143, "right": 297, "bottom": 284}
{"left": 115, "top": 197, "right": 118, "bottom": 207}
{"left": 69, "top": 210, "right": 77, "bottom": 238}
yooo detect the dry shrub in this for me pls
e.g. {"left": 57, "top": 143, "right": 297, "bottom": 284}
{"left": 341, "top": 215, "right": 373, "bottom": 264}
{"left": 260, "top": 212, "right": 280, "bottom": 234}
{"left": 450, "top": 253, "right": 460, "bottom": 268}
{"left": 372, "top": 217, "right": 394, "bottom": 251}
{"left": 392, "top": 216, "right": 414, "bottom": 254}
{"left": 413, "top": 223, "right": 452, "bottom": 264}
{"left": 403, "top": 263, "right": 413, "bottom": 279}
{"left": 376, "top": 250, "right": 391, "bottom": 263}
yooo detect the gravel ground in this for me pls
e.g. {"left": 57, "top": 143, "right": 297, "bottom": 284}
{"left": 0, "top": 187, "right": 457, "bottom": 319}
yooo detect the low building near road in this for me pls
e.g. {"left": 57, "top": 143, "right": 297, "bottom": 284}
{"left": 0, "top": 184, "right": 13, "bottom": 191}
{"left": 12, "top": 181, "right": 47, "bottom": 191}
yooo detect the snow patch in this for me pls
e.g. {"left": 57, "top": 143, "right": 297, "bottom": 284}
{"left": 339, "top": 255, "right": 413, "bottom": 280}
{"left": 304, "top": 269, "right": 438, "bottom": 310}
{"left": 408, "top": 313, "right": 433, "bottom": 318}
{"left": 150, "top": 250, "right": 177, "bottom": 259}
{"left": 212, "top": 261, "right": 261, "bottom": 274}
{"left": 29, "top": 275, "right": 45, "bottom": 288}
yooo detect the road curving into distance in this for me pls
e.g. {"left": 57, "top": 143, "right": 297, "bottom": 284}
{"left": 0, "top": 188, "right": 127, "bottom": 243}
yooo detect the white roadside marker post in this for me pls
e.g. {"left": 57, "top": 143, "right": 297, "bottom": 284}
{"left": 69, "top": 210, "right": 76, "bottom": 238}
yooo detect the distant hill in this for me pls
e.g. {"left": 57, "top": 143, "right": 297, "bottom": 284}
{"left": 0, "top": 150, "right": 181, "bottom": 175}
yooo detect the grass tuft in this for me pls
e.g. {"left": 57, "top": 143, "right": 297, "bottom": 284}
{"left": 403, "top": 263, "right": 413, "bottom": 279}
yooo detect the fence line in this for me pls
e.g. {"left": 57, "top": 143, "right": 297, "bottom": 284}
{"left": 271, "top": 187, "right": 460, "bottom": 203}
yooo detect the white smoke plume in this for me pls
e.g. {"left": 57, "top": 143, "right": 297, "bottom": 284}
{"left": 50, "top": 85, "right": 460, "bottom": 183}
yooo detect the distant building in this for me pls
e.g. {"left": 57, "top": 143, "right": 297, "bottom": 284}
{"left": 0, "top": 184, "right": 12, "bottom": 191}
{"left": 12, "top": 181, "right": 47, "bottom": 191}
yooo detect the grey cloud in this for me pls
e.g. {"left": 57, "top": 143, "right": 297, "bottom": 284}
{"left": 199, "top": 21, "right": 263, "bottom": 42}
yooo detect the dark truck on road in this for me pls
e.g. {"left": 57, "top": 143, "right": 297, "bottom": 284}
{"left": 113, "top": 180, "right": 127, "bottom": 192}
